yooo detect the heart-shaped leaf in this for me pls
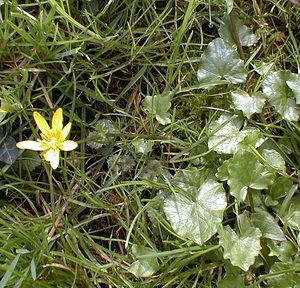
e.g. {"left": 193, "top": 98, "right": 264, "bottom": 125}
{"left": 267, "top": 240, "right": 296, "bottom": 262}
{"left": 197, "top": 38, "right": 247, "bottom": 87}
{"left": 252, "top": 208, "right": 285, "bottom": 241}
{"left": 87, "top": 119, "right": 118, "bottom": 149}
{"left": 262, "top": 70, "right": 300, "bottom": 121}
{"left": 219, "top": 223, "right": 261, "bottom": 271}
{"left": 0, "top": 136, "right": 18, "bottom": 164}
{"left": 142, "top": 94, "right": 171, "bottom": 125}
{"left": 208, "top": 113, "right": 256, "bottom": 154}
{"left": 219, "top": 16, "right": 258, "bottom": 46}
{"left": 128, "top": 245, "right": 159, "bottom": 278}
{"left": 132, "top": 138, "right": 154, "bottom": 154}
{"left": 231, "top": 90, "right": 266, "bottom": 118}
{"left": 227, "top": 149, "right": 274, "bottom": 202}
{"left": 164, "top": 178, "right": 227, "bottom": 245}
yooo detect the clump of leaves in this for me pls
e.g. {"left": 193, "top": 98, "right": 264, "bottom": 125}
{"left": 87, "top": 119, "right": 119, "bottom": 149}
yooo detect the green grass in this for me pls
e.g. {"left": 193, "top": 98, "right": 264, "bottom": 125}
{"left": 1, "top": 0, "right": 300, "bottom": 287}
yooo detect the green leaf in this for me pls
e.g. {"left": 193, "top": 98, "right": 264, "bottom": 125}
{"left": 286, "top": 73, "right": 300, "bottom": 104}
{"left": 231, "top": 90, "right": 266, "bottom": 118}
{"left": 0, "top": 254, "right": 21, "bottom": 287}
{"left": 219, "top": 224, "right": 261, "bottom": 271}
{"left": 30, "top": 258, "right": 36, "bottom": 280}
{"left": 262, "top": 149, "right": 286, "bottom": 172}
{"left": 254, "top": 62, "right": 274, "bottom": 76}
{"left": 216, "top": 159, "right": 231, "bottom": 181}
{"left": 164, "top": 178, "right": 227, "bottom": 245}
{"left": 217, "top": 263, "right": 246, "bottom": 288}
{"left": 128, "top": 245, "right": 159, "bottom": 278}
{"left": 219, "top": 15, "right": 258, "bottom": 46}
{"left": 87, "top": 119, "right": 118, "bottom": 149}
{"left": 147, "top": 190, "right": 172, "bottom": 237}
{"left": 262, "top": 70, "right": 300, "bottom": 121}
{"left": 267, "top": 240, "right": 297, "bottom": 262}
{"left": 238, "top": 130, "right": 265, "bottom": 149}
{"left": 269, "top": 176, "right": 293, "bottom": 200}
{"left": 267, "top": 262, "right": 300, "bottom": 288}
{"left": 197, "top": 38, "right": 247, "bottom": 86}
{"left": 140, "top": 160, "right": 167, "bottom": 181}
{"left": 282, "top": 201, "right": 300, "bottom": 231}
{"left": 172, "top": 168, "right": 213, "bottom": 192}
{"left": 107, "top": 154, "right": 135, "bottom": 173}
{"left": 132, "top": 138, "right": 154, "bottom": 154}
{"left": 142, "top": 94, "right": 171, "bottom": 125}
{"left": 208, "top": 113, "right": 256, "bottom": 154}
{"left": 252, "top": 208, "right": 285, "bottom": 241}
{"left": 227, "top": 149, "right": 274, "bottom": 202}
{"left": 0, "top": 136, "right": 18, "bottom": 164}
{"left": 15, "top": 150, "right": 41, "bottom": 171}
{"left": 225, "top": 0, "right": 233, "bottom": 14}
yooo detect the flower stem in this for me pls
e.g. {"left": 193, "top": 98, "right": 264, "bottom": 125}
{"left": 45, "top": 165, "right": 55, "bottom": 218}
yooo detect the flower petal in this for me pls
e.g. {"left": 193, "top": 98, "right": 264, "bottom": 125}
{"left": 59, "top": 140, "right": 78, "bottom": 151}
{"left": 16, "top": 140, "right": 48, "bottom": 151}
{"left": 52, "top": 108, "right": 63, "bottom": 131}
{"left": 42, "top": 148, "right": 60, "bottom": 169}
{"left": 33, "top": 111, "right": 50, "bottom": 135}
{"left": 61, "top": 122, "right": 72, "bottom": 140}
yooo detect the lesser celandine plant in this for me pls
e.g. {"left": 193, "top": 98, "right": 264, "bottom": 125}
{"left": 1, "top": 1, "right": 300, "bottom": 287}
{"left": 16, "top": 108, "right": 77, "bottom": 169}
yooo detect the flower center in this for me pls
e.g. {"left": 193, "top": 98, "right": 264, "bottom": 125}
{"left": 48, "top": 136, "right": 59, "bottom": 148}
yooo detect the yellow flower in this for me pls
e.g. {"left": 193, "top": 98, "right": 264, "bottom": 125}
{"left": 16, "top": 108, "right": 78, "bottom": 169}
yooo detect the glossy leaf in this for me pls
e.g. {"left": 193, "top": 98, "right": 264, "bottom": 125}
{"left": 262, "top": 70, "right": 300, "bottom": 121}
{"left": 208, "top": 113, "right": 256, "bottom": 154}
{"left": 0, "top": 136, "right": 18, "bottom": 164}
{"left": 227, "top": 149, "right": 274, "bottom": 202}
{"left": 132, "top": 138, "right": 154, "bottom": 154}
{"left": 219, "top": 224, "right": 261, "bottom": 271}
{"left": 252, "top": 208, "right": 285, "bottom": 241}
{"left": 164, "top": 178, "right": 227, "bottom": 245}
{"left": 282, "top": 200, "right": 300, "bottom": 231}
{"left": 254, "top": 62, "right": 274, "bottom": 76}
{"left": 269, "top": 176, "right": 293, "bottom": 200}
{"left": 197, "top": 38, "right": 247, "bottom": 86}
{"left": 219, "top": 16, "right": 258, "bottom": 46}
{"left": 128, "top": 245, "right": 159, "bottom": 278}
{"left": 267, "top": 263, "right": 300, "bottom": 288}
{"left": 172, "top": 168, "right": 213, "bottom": 192}
{"left": 237, "top": 130, "right": 265, "bottom": 149}
{"left": 216, "top": 159, "right": 231, "bottom": 181}
{"left": 286, "top": 73, "right": 300, "bottom": 104}
{"left": 267, "top": 239, "right": 296, "bottom": 262}
{"left": 262, "top": 149, "right": 286, "bottom": 172}
{"left": 142, "top": 94, "right": 171, "bottom": 125}
{"left": 231, "top": 90, "right": 266, "bottom": 118}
